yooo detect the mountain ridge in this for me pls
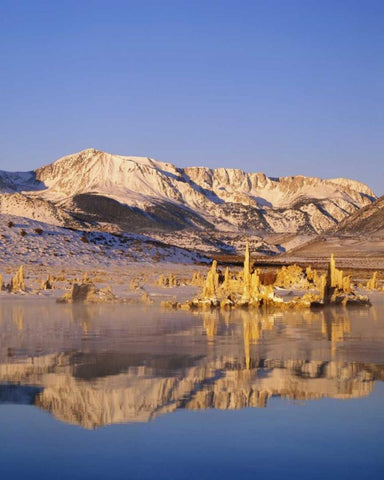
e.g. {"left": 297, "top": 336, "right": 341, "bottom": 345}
{"left": 335, "top": 194, "right": 384, "bottom": 236}
{"left": 0, "top": 149, "right": 376, "bottom": 244}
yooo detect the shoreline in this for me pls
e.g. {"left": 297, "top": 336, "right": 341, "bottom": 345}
{"left": 1, "top": 261, "right": 383, "bottom": 305}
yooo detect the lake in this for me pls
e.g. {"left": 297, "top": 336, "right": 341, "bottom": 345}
{"left": 0, "top": 297, "right": 384, "bottom": 479}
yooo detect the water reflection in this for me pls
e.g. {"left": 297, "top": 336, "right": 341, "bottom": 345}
{"left": 0, "top": 299, "right": 383, "bottom": 429}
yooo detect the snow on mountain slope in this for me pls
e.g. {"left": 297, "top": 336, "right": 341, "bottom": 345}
{"left": 0, "top": 214, "right": 209, "bottom": 267}
{"left": 0, "top": 193, "right": 85, "bottom": 228}
{"left": 0, "top": 148, "right": 376, "bottom": 236}
{"left": 183, "top": 168, "right": 374, "bottom": 209}
{"left": 34, "top": 149, "right": 184, "bottom": 207}
{"left": 328, "top": 177, "right": 374, "bottom": 197}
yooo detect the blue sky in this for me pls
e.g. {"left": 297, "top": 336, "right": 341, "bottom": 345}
{"left": 1, "top": 0, "right": 383, "bottom": 193}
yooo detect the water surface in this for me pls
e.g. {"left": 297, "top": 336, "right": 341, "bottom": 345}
{"left": 1, "top": 297, "right": 384, "bottom": 479}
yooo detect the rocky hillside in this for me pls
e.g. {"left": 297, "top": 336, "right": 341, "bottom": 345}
{"left": 335, "top": 195, "right": 384, "bottom": 236}
{"left": 0, "top": 149, "right": 376, "bottom": 239}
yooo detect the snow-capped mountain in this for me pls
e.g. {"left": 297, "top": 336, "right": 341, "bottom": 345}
{"left": 0, "top": 148, "right": 376, "bottom": 237}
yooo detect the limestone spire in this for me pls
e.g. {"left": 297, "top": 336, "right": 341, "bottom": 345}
{"left": 329, "top": 253, "right": 336, "bottom": 288}
{"left": 367, "top": 272, "right": 378, "bottom": 290}
{"left": 203, "top": 260, "right": 219, "bottom": 300}
{"left": 242, "top": 242, "right": 252, "bottom": 302}
{"left": 244, "top": 241, "right": 251, "bottom": 279}
{"left": 10, "top": 266, "right": 26, "bottom": 293}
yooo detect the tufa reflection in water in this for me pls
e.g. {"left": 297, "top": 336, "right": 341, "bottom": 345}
{"left": 0, "top": 300, "right": 384, "bottom": 429}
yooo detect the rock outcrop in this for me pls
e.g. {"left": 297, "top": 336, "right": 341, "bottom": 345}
{"left": 189, "top": 272, "right": 205, "bottom": 287}
{"left": 57, "top": 282, "right": 116, "bottom": 304}
{"left": 8, "top": 266, "right": 26, "bottom": 293}
{"left": 41, "top": 274, "right": 54, "bottom": 290}
{"left": 167, "top": 247, "right": 371, "bottom": 311}
{"left": 202, "top": 260, "right": 220, "bottom": 302}
{"left": 155, "top": 273, "right": 180, "bottom": 288}
{"left": 367, "top": 272, "right": 379, "bottom": 290}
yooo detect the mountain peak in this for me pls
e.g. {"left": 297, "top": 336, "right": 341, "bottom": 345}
{"left": 0, "top": 148, "right": 377, "bottom": 237}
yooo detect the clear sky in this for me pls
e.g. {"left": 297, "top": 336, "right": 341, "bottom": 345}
{"left": 1, "top": 0, "right": 383, "bottom": 194}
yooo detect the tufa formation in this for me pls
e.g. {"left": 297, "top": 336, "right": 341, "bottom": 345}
{"left": 164, "top": 244, "right": 370, "bottom": 310}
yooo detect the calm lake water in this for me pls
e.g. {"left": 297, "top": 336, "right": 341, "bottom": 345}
{"left": 1, "top": 297, "right": 384, "bottom": 479}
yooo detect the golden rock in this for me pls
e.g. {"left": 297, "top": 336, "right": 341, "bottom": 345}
{"left": 8, "top": 266, "right": 26, "bottom": 293}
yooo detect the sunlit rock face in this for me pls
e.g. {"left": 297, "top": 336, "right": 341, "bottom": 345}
{"left": 0, "top": 149, "right": 376, "bottom": 236}
{"left": 1, "top": 301, "right": 384, "bottom": 429}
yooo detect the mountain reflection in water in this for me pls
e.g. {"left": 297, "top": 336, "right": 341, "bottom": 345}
{"left": 0, "top": 298, "right": 383, "bottom": 429}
